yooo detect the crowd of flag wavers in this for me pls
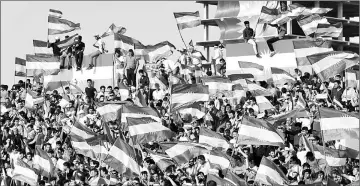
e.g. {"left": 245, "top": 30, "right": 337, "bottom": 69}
{"left": 1, "top": 2, "right": 360, "bottom": 186}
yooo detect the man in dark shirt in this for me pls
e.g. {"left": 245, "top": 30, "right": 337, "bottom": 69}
{"left": 266, "top": 2, "right": 287, "bottom": 57}
{"left": 48, "top": 36, "right": 61, "bottom": 57}
{"left": 331, "top": 80, "right": 344, "bottom": 106}
{"left": 74, "top": 36, "right": 85, "bottom": 71}
{"left": 85, "top": 79, "right": 97, "bottom": 102}
{"left": 243, "top": 21, "right": 261, "bottom": 58}
{"left": 138, "top": 69, "right": 149, "bottom": 88}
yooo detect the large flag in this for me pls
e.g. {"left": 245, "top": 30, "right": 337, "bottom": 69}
{"left": 296, "top": 14, "right": 329, "bottom": 36}
{"left": 48, "top": 16, "right": 80, "bottom": 35}
{"left": 237, "top": 61, "right": 266, "bottom": 81}
{"left": 159, "top": 142, "right": 210, "bottom": 164}
{"left": 255, "top": 157, "right": 288, "bottom": 185}
{"left": 114, "top": 34, "right": 175, "bottom": 62}
{"left": 204, "top": 149, "right": 235, "bottom": 174}
{"left": 26, "top": 54, "right": 60, "bottom": 78}
{"left": 312, "top": 144, "right": 359, "bottom": 167}
{"left": 255, "top": 96, "right": 275, "bottom": 113}
{"left": 146, "top": 149, "right": 176, "bottom": 171}
{"left": 226, "top": 39, "right": 297, "bottom": 76}
{"left": 126, "top": 117, "right": 176, "bottom": 144}
{"left": 319, "top": 107, "right": 359, "bottom": 142}
{"left": 292, "top": 39, "right": 333, "bottom": 73}
{"left": 201, "top": 76, "right": 242, "bottom": 97}
{"left": 24, "top": 91, "right": 44, "bottom": 109}
{"left": 57, "top": 33, "right": 79, "bottom": 50}
{"left": 215, "top": 17, "right": 243, "bottom": 40}
{"left": 96, "top": 102, "right": 123, "bottom": 122}
{"left": 121, "top": 104, "right": 161, "bottom": 123}
{"left": 207, "top": 170, "right": 247, "bottom": 186}
{"left": 170, "top": 84, "right": 209, "bottom": 111}
{"left": 173, "top": 11, "right": 201, "bottom": 30}
{"left": 270, "top": 67, "right": 296, "bottom": 86}
{"left": 69, "top": 121, "right": 96, "bottom": 140}
{"left": 43, "top": 53, "right": 114, "bottom": 92}
{"left": 199, "top": 128, "right": 231, "bottom": 151}
{"left": 33, "top": 40, "right": 53, "bottom": 56}
{"left": 178, "top": 102, "right": 206, "bottom": 120}
{"left": 101, "top": 23, "right": 126, "bottom": 38}
{"left": 48, "top": 9, "right": 62, "bottom": 18}
{"left": 12, "top": 159, "right": 38, "bottom": 186}
{"left": 307, "top": 51, "right": 359, "bottom": 81}
{"left": 71, "top": 135, "right": 109, "bottom": 161}
{"left": 103, "top": 138, "right": 141, "bottom": 176}
{"left": 33, "top": 146, "right": 55, "bottom": 177}
{"left": 315, "top": 22, "right": 343, "bottom": 38}
{"left": 15, "top": 57, "right": 26, "bottom": 77}
{"left": 237, "top": 116, "right": 284, "bottom": 146}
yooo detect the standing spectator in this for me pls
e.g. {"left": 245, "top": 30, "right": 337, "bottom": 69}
{"left": 87, "top": 35, "right": 107, "bottom": 70}
{"left": 85, "top": 79, "right": 97, "bottom": 102}
{"left": 243, "top": 21, "right": 261, "bottom": 58}
{"left": 74, "top": 36, "right": 85, "bottom": 71}
{"left": 125, "top": 49, "right": 138, "bottom": 86}
{"left": 113, "top": 48, "right": 126, "bottom": 86}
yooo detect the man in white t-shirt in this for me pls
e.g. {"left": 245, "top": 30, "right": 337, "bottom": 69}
{"left": 152, "top": 83, "right": 165, "bottom": 101}
{"left": 87, "top": 35, "right": 107, "bottom": 70}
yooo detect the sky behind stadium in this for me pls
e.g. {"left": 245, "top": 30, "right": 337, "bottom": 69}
{"left": 1, "top": 1, "right": 218, "bottom": 86}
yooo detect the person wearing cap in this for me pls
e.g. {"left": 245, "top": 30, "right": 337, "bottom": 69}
{"left": 243, "top": 21, "right": 261, "bottom": 58}
{"left": 73, "top": 36, "right": 85, "bottom": 71}
{"left": 48, "top": 36, "right": 61, "bottom": 57}
{"left": 87, "top": 35, "right": 107, "bottom": 70}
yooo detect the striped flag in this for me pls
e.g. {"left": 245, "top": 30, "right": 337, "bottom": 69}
{"left": 270, "top": 67, "right": 296, "bottom": 86}
{"left": 26, "top": 54, "right": 60, "bottom": 78}
{"left": 170, "top": 84, "right": 209, "bottom": 111}
{"left": 103, "top": 138, "right": 141, "bottom": 176}
{"left": 96, "top": 102, "right": 123, "bottom": 122}
{"left": 255, "top": 157, "right": 288, "bottom": 185}
{"left": 207, "top": 170, "right": 247, "bottom": 186}
{"left": 319, "top": 107, "right": 359, "bottom": 142}
{"left": 48, "top": 16, "right": 80, "bottom": 35}
{"left": 12, "top": 159, "right": 38, "bottom": 186}
{"left": 57, "top": 33, "right": 79, "bottom": 50}
{"left": 24, "top": 91, "right": 44, "bottom": 109}
{"left": 315, "top": 22, "right": 343, "bottom": 38}
{"left": 43, "top": 53, "right": 114, "bottom": 92}
{"left": 204, "top": 149, "right": 235, "bottom": 173}
{"left": 307, "top": 51, "right": 359, "bottom": 81}
{"left": 71, "top": 135, "right": 109, "bottom": 161}
{"left": 292, "top": 39, "right": 333, "bottom": 74}
{"left": 345, "top": 65, "right": 359, "bottom": 89}
{"left": 199, "top": 128, "right": 231, "bottom": 150}
{"left": 245, "top": 80, "right": 272, "bottom": 96}
{"left": 103, "top": 122, "right": 115, "bottom": 144}
{"left": 33, "top": 40, "right": 53, "bottom": 56}
{"left": 15, "top": 57, "right": 26, "bottom": 77}
{"left": 258, "top": 5, "right": 280, "bottom": 24}
{"left": 33, "top": 146, "right": 55, "bottom": 177}
{"left": 202, "top": 76, "right": 242, "bottom": 97}
{"left": 101, "top": 23, "right": 126, "bottom": 38}
{"left": 313, "top": 144, "right": 358, "bottom": 167}
{"left": 69, "top": 121, "right": 96, "bottom": 140}
{"left": 173, "top": 11, "right": 201, "bottom": 30}
{"left": 237, "top": 61, "right": 265, "bottom": 81}
{"left": 296, "top": 14, "right": 329, "bottom": 36}
{"left": 295, "top": 93, "right": 307, "bottom": 109}
{"left": 126, "top": 117, "right": 176, "bottom": 144}
{"left": 178, "top": 102, "right": 206, "bottom": 120}
{"left": 267, "top": 108, "right": 309, "bottom": 128}
{"left": 159, "top": 142, "right": 210, "bottom": 164}
{"left": 255, "top": 96, "right": 275, "bottom": 113}
{"left": 114, "top": 34, "right": 175, "bottom": 62}
{"left": 121, "top": 104, "right": 161, "bottom": 123}
{"left": 146, "top": 149, "right": 176, "bottom": 171}
{"left": 226, "top": 39, "right": 297, "bottom": 76}
{"left": 48, "top": 9, "right": 62, "bottom": 18}
{"left": 237, "top": 116, "right": 284, "bottom": 146}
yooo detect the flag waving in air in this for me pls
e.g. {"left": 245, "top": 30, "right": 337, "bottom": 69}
{"left": 101, "top": 23, "right": 126, "bottom": 38}
{"left": 173, "top": 11, "right": 201, "bottom": 30}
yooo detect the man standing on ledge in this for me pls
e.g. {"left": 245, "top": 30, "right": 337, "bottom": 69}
{"left": 243, "top": 21, "right": 261, "bottom": 58}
